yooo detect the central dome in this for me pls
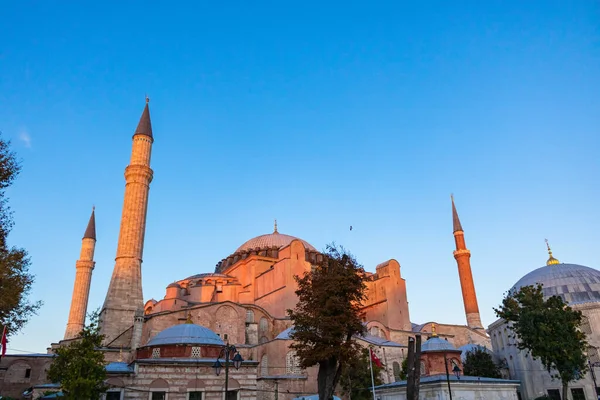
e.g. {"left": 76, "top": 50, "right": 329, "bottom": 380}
{"left": 236, "top": 232, "right": 316, "bottom": 252}
{"left": 511, "top": 263, "right": 600, "bottom": 305}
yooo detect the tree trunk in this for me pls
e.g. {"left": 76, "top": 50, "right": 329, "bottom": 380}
{"left": 318, "top": 358, "right": 342, "bottom": 400}
{"left": 562, "top": 381, "right": 569, "bottom": 400}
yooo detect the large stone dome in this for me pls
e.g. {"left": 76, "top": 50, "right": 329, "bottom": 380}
{"left": 236, "top": 231, "right": 316, "bottom": 252}
{"left": 511, "top": 263, "right": 600, "bottom": 305}
{"left": 146, "top": 323, "right": 224, "bottom": 346}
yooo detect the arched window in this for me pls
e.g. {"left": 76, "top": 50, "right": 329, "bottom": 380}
{"left": 286, "top": 350, "right": 302, "bottom": 375}
{"left": 259, "top": 317, "right": 269, "bottom": 338}
{"left": 246, "top": 310, "right": 254, "bottom": 323}
{"left": 260, "top": 355, "right": 269, "bottom": 376}
{"left": 149, "top": 378, "right": 169, "bottom": 400}
{"left": 370, "top": 326, "right": 379, "bottom": 337}
{"left": 393, "top": 361, "right": 401, "bottom": 382}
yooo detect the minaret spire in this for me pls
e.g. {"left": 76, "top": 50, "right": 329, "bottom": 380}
{"left": 451, "top": 196, "right": 483, "bottom": 329}
{"left": 100, "top": 100, "right": 154, "bottom": 345}
{"left": 83, "top": 206, "right": 96, "bottom": 240}
{"left": 64, "top": 207, "right": 97, "bottom": 339}
{"left": 451, "top": 194, "right": 463, "bottom": 233}
{"left": 273, "top": 219, "right": 278, "bottom": 234}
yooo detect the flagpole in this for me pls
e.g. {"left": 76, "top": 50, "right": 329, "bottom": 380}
{"left": 369, "top": 347, "right": 376, "bottom": 400}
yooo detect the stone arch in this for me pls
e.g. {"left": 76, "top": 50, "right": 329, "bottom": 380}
{"left": 106, "top": 377, "right": 125, "bottom": 388}
{"left": 187, "top": 379, "right": 206, "bottom": 389}
{"left": 221, "top": 378, "right": 240, "bottom": 390}
{"left": 260, "top": 354, "right": 269, "bottom": 376}
{"left": 393, "top": 361, "right": 401, "bottom": 382}
{"left": 6, "top": 360, "right": 32, "bottom": 383}
{"left": 246, "top": 309, "right": 255, "bottom": 323}
{"left": 150, "top": 378, "right": 169, "bottom": 389}
{"left": 366, "top": 321, "right": 388, "bottom": 339}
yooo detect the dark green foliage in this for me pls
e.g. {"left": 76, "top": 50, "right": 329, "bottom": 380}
{"left": 47, "top": 311, "right": 107, "bottom": 400}
{"left": 339, "top": 347, "right": 383, "bottom": 400}
{"left": 0, "top": 135, "right": 42, "bottom": 336}
{"left": 400, "top": 358, "right": 408, "bottom": 380}
{"left": 462, "top": 347, "right": 501, "bottom": 378}
{"left": 288, "top": 244, "right": 368, "bottom": 400}
{"left": 494, "top": 284, "right": 588, "bottom": 400}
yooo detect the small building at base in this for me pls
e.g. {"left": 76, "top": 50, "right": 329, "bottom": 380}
{"left": 375, "top": 375, "right": 521, "bottom": 400}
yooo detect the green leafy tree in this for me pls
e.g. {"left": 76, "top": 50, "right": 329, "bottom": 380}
{"left": 0, "top": 135, "right": 41, "bottom": 337}
{"left": 47, "top": 311, "right": 107, "bottom": 400}
{"left": 288, "top": 244, "right": 368, "bottom": 400}
{"left": 462, "top": 347, "right": 501, "bottom": 378}
{"left": 495, "top": 284, "right": 588, "bottom": 400}
{"left": 399, "top": 358, "right": 408, "bottom": 380}
{"left": 339, "top": 347, "right": 383, "bottom": 400}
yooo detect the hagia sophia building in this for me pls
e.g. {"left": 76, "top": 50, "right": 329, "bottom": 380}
{"left": 4, "top": 100, "right": 598, "bottom": 400}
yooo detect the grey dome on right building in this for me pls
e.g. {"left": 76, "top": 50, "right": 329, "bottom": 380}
{"left": 510, "top": 242, "right": 600, "bottom": 305}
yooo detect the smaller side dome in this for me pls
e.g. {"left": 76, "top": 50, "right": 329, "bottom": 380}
{"left": 147, "top": 324, "right": 224, "bottom": 346}
{"left": 421, "top": 337, "right": 457, "bottom": 352}
{"left": 276, "top": 326, "right": 295, "bottom": 340}
{"left": 167, "top": 282, "right": 181, "bottom": 289}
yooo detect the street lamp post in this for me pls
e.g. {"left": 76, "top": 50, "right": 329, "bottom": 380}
{"left": 213, "top": 343, "right": 244, "bottom": 399}
{"left": 444, "top": 354, "right": 461, "bottom": 400}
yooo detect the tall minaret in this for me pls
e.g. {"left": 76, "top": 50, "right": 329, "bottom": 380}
{"left": 100, "top": 99, "right": 154, "bottom": 344}
{"left": 451, "top": 195, "right": 483, "bottom": 329}
{"left": 64, "top": 207, "right": 96, "bottom": 339}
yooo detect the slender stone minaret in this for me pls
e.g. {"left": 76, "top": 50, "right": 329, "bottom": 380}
{"left": 64, "top": 207, "right": 96, "bottom": 339}
{"left": 100, "top": 98, "right": 154, "bottom": 344}
{"left": 451, "top": 195, "right": 483, "bottom": 329}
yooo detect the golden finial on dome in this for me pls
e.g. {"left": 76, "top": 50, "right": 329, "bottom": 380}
{"left": 431, "top": 323, "right": 438, "bottom": 337}
{"left": 185, "top": 312, "right": 193, "bottom": 324}
{"left": 274, "top": 219, "right": 278, "bottom": 234}
{"left": 545, "top": 239, "right": 560, "bottom": 266}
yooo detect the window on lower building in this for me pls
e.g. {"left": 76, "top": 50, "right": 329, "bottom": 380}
{"left": 225, "top": 390, "right": 238, "bottom": 400}
{"left": 25, "top": 368, "right": 31, "bottom": 378}
{"left": 151, "top": 392, "right": 166, "bottom": 400}
{"left": 106, "top": 391, "right": 121, "bottom": 400}
{"left": 190, "top": 346, "right": 201, "bottom": 358}
{"left": 571, "top": 388, "right": 585, "bottom": 400}
{"left": 151, "top": 347, "right": 161, "bottom": 358}
{"left": 188, "top": 392, "right": 202, "bottom": 400}
{"left": 392, "top": 361, "right": 401, "bottom": 382}
{"left": 547, "top": 389, "right": 561, "bottom": 400}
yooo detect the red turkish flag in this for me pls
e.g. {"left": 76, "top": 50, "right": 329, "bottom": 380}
{"left": 1, "top": 326, "right": 7, "bottom": 358}
{"left": 370, "top": 348, "right": 383, "bottom": 368}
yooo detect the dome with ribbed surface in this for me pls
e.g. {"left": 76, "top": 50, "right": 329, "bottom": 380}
{"left": 146, "top": 324, "right": 224, "bottom": 346}
{"left": 236, "top": 232, "right": 316, "bottom": 253}
{"left": 421, "top": 337, "right": 457, "bottom": 352}
{"left": 511, "top": 263, "right": 600, "bottom": 305}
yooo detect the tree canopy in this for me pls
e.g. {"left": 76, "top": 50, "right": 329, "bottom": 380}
{"left": 47, "top": 311, "right": 107, "bottom": 400}
{"left": 339, "top": 347, "right": 383, "bottom": 400}
{"left": 0, "top": 135, "right": 41, "bottom": 336}
{"left": 494, "top": 284, "right": 588, "bottom": 400}
{"left": 288, "top": 244, "right": 368, "bottom": 400}
{"left": 462, "top": 347, "right": 501, "bottom": 378}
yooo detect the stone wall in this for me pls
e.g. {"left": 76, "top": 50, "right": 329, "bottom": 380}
{"left": 0, "top": 354, "right": 54, "bottom": 399}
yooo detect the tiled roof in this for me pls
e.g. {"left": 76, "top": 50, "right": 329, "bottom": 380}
{"left": 146, "top": 324, "right": 224, "bottom": 346}
{"left": 185, "top": 273, "right": 231, "bottom": 280}
{"left": 106, "top": 362, "right": 134, "bottom": 373}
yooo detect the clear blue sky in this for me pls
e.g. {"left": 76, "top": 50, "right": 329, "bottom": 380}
{"left": 2, "top": 1, "right": 599, "bottom": 353}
